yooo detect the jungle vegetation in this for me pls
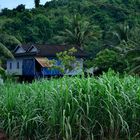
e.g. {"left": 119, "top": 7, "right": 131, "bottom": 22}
{"left": 0, "top": 0, "right": 140, "bottom": 74}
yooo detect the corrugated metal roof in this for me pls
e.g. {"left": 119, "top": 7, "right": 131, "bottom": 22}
{"left": 35, "top": 57, "right": 53, "bottom": 68}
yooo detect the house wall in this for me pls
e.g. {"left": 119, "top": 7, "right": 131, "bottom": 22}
{"left": 7, "top": 59, "right": 23, "bottom": 75}
{"left": 23, "top": 58, "right": 35, "bottom": 76}
{"left": 6, "top": 57, "right": 84, "bottom": 77}
{"left": 37, "top": 58, "right": 84, "bottom": 76}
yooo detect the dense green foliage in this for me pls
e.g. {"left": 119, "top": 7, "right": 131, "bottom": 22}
{"left": 0, "top": 71, "right": 140, "bottom": 139}
{"left": 0, "top": 0, "right": 140, "bottom": 73}
{"left": 1, "top": 0, "right": 139, "bottom": 45}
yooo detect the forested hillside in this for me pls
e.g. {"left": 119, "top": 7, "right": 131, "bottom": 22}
{"left": 0, "top": 0, "right": 140, "bottom": 73}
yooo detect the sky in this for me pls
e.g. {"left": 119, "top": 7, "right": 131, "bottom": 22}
{"left": 0, "top": 0, "right": 50, "bottom": 9}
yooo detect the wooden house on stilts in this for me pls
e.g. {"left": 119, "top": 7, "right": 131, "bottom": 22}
{"left": 6, "top": 44, "right": 87, "bottom": 79}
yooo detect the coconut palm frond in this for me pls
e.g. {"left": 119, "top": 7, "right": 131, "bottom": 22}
{"left": 0, "top": 42, "right": 14, "bottom": 58}
{"left": 127, "top": 47, "right": 140, "bottom": 75}
{"left": 129, "top": 65, "right": 140, "bottom": 74}
{"left": 53, "top": 14, "right": 101, "bottom": 49}
{"left": 127, "top": 49, "right": 140, "bottom": 56}
{"left": 0, "top": 66, "right": 5, "bottom": 75}
{"left": 132, "top": 57, "right": 140, "bottom": 62}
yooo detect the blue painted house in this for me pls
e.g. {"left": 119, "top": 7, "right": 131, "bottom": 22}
{"left": 6, "top": 44, "right": 86, "bottom": 78}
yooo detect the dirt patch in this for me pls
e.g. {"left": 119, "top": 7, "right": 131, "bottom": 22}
{"left": 0, "top": 130, "right": 7, "bottom": 140}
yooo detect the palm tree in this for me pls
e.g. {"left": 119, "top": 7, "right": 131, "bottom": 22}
{"left": 0, "top": 42, "right": 13, "bottom": 75}
{"left": 105, "top": 24, "right": 131, "bottom": 47}
{"left": 35, "top": 0, "right": 40, "bottom": 8}
{"left": 129, "top": 57, "right": 140, "bottom": 74}
{"left": 0, "top": 60, "right": 5, "bottom": 76}
{"left": 54, "top": 14, "right": 101, "bottom": 49}
{"left": 104, "top": 24, "right": 140, "bottom": 74}
{"left": 124, "top": 26, "right": 140, "bottom": 74}
{"left": 127, "top": 48, "right": 140, "bottom": 74}
{"left": 0, "top": 43, "right": 13, "bottom": 58}
{"left": 114, "top": 24, "right": 130, "bottom": 43}
{"left": 0, "top": 32, "right": 20, "bottom": 75}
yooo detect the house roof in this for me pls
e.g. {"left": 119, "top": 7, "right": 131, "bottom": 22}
{"left": 13, "top": 44, "right": 87, "bottom": 58}
{"left": 35, "top": 57, "right": 52, "bottom": 68}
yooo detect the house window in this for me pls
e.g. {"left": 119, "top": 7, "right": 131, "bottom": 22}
{"left": 17, "top": 62, "right": 20, "bottom": 69}
{"left": 9, "top": 63, "right": 12, "bottom": 69}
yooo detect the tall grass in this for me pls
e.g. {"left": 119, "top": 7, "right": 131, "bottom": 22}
{"left": 0, "top": 71, "right": 140, "bottom": 140}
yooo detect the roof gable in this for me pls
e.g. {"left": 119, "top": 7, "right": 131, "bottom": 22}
{"left": 28, "top": 45, "right": 38, "bottom": 53}
{"left": 14, "top": 45, "right": 26, "bottom": 54}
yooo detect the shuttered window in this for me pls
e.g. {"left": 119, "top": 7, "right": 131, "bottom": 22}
{"left": 10, "top": 63, "right": 12, "bottom": 69}
{"left": 17, "top": 62, "right": 20, "bottom": 69}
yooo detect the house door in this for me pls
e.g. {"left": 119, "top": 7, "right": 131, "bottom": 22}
{"left": 23, "top": 59, "right": 35, "bottom": 76}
